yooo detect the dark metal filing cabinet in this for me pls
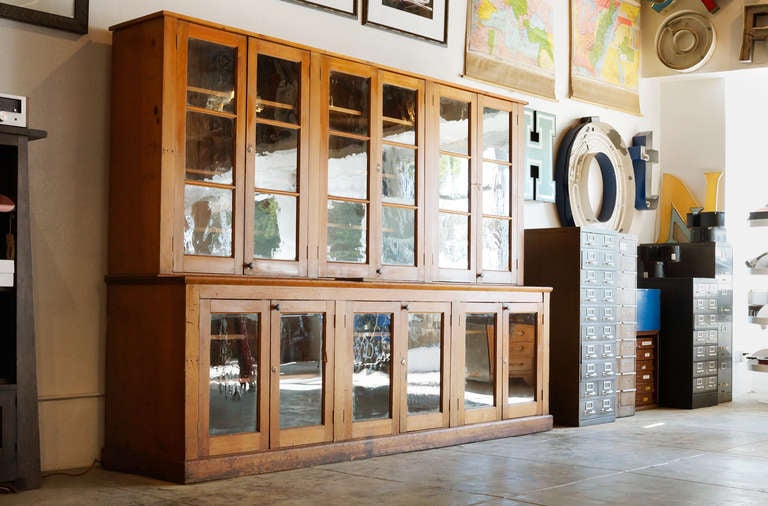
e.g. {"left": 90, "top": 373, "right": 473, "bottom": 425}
{"left": 525, "top": 227, "right": 637, "bottom": 426}
{"left": 637, "top": 277, "right": 720, "bottom": 408}
{"left": 638, "top": 242, "right": 733, "bottom": 404}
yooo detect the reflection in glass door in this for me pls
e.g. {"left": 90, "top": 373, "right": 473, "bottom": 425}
{"left": 454, "top": 303, "right": 502, "bottom": 425}
{"left": 503, "top": 305, "right": 542, "bottom": 419}
{"left": 325, "top": 66, "right": 371, "bottom": 266}
{"left": 379, "top": 74, "right": 423, "bottom": 279}
{"left": 278, "top": 313, "right": 325, "bottom": 429}
{"left": 352, "top": 312, "right": 393, "bottom": 421}
{"left": 182, "top": 28, "right": 246, "bottom": 273}
{"left": 246, "top": 41, "right": 310, "bottom": 276}
{"left": 199, "top": 300, "right": 269, "bottom": 456}
{"left": 507, "top": 313, "right": 537, "bottom": 405}
{"left": 344, "top": 302, "right": 398, "bottom": 440}
{"left": 464, "top": 313, "right": 496, "bottom": 410}
{"left": 400, "top": 302, "right": 450, "bottom": 432}
{"left": 271, "top": 301, "right": 334, "bottom": 447}
{"left": 209, "top": 312, "right": 260, "bottom": 435}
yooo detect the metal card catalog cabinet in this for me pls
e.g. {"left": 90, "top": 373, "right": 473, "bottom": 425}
{"left": 525, "top": 227, "right": 636, "bottom": 426}
{"left": 638, "top": 277, "right": 720, "bottom": 409}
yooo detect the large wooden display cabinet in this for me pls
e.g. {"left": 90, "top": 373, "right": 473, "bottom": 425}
{"left": 104, "top": 11, "right": 551, "bottom": 483}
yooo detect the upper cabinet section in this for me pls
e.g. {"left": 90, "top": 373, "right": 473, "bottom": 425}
{"left": 108, "top": 12, "right": 524, "bottom": 285}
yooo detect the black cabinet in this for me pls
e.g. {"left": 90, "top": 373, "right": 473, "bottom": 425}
{"left": 0, "top": 125, "right": 45, "bottom": 489}
{"left": 638, "top": 277, "right": 720, "bottom": 409}
{"left": 638, "top": 242, "right": 732, "bottom": 405}
{"left": 525, "top": 227, "right": 636, "bottom": 426}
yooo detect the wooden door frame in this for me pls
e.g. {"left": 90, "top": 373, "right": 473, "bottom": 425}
{"left": 198, "top": 299, "right": 270, "bottom": 456}
{"left": 244, "top": 39, "right": 311, "bottom": 278}
{"left": 269, "top": 300, "right": 335, "bottom": 448}
{"left": 501, "top": 302, "right": 543, "bottom": 419}
{"left": 451, "top": 302, "right": 502, "bottom": 426}
{"left": 173, "top": 22, "right": 247, "bottom": 275}
{"left": 335, "top": 301, "right": 401, "bottom": 440}
{"left": 399, "top": 301, "right": 452, "bottom": 433}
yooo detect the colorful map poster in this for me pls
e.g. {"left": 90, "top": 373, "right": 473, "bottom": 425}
{"left": 570, "top": 0, "right": 641, "bottom": 114}
{"left": 465, "top": 0, "right": 555, "bottom": 99}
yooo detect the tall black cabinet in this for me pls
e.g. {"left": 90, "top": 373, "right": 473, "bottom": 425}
{"left": 525, "top": 227, "right": 637, "bottom": 426}
{"left": 638, "top": 242, "right": 733, "bottom": 408}
{"left": 0, "top": 125, "right": 45, "bottom": 489}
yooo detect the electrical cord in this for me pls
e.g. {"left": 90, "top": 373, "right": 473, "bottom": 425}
{"left": 41, "top": 458, "right": 101, "bottom": 479}
{"left": 0, "top": 458, "right": 101, "bottom": 494}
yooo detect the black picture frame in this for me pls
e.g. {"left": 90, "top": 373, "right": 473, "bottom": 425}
{"left": 0, "top": 0, "right": 88, "bottom": 35}
{"left": 289, "top": 0, "right": 357, "bottom": 17}
{"left": 363, "top": 0, "right": 448, "bottom": 44}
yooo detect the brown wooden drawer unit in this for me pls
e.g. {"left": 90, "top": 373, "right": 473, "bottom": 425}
{"left": 635, "top": 331, "right": 658, "bottom": 408}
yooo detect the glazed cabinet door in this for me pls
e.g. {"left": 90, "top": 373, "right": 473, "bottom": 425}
{"left": 502, "top": 303, "right": 545, "bottom": 419}
{"left": 175, "top": 23, "right": 247, "bottom": 274}
{"left": 428, "top": 85, "right": 478, "bottom": 283}
{"left": 451, "top": 303, "right": 503, "bottom": 425}
{"left": 198, "top": 300, "right": 270, "bottom": 456}
{"left": 316, "top": 56, "right": 378, "bottom": 279}
{"left": 398, "top": 302, "right": 451, "bottom": 432}
{"left": 269, "top": 300, "right": 335, "bottom": 447}
{"left": 336, "top": 302, "right": 400, "bottom": 440}
{"left": 244, "top": 40, "right": 310, "bottom": 277}
{"left": 477, "top": 98, "right": 523, "bottom": 285}
{"left": 375, "top": 72, "right": 426, "bottom": 281}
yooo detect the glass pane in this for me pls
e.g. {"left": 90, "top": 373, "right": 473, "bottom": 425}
{"left": 279, "top": 313, "right": 324, "bottom": 429}
{"left": 253, "top": 193, "right": 297, "bottom": 260}
{"left": 382, "top": 145, "right": 416, "bottom": 205}
{"left": 209, "top": 313, "right": 259, "bottom": 435}
{"left": 184, "top": 185, "right": 233, "bottom": 257}
{"left": 382, "top": 84, "right": 416, "bottom": 144}
{"left": 255, "top": 124, "right": 298, "bottom": 192}
{"left": 186, "top": 112, "right": 234, "bottom": 184}
{"left": 439, "top": 97, "right": 469, "bottom": 155}
{"left": 482, "top": 218, "right": 510, "bottom": 271}
{"left": 482, "top": 108, "right": 510, "bottom": 162}
{"left": 439, "top": 155, "right": 469, "bottom": 212}
{"left": 465, "top": 313, "right": 496, "bottom": 409}
{"left": 328, "top": 136, "right": 368, "bottom": 199}
{"left": 256, "top": 54, "right": 299, "bottom": 124}
{"left": 327, "top": 200, "right": 367, "bottom": 263}
{"left": 329, "top": 71, "right": 370, "bottom": 136}
{"left": 482, "top": 163, "right": 510, "bottom": 217}
{"left": 438, "top": 213, "right": 469, "bottom": 269}
{"left": 508, "top": 313, "right": 537, "bottom": 405}
{"left": 407, "top": 313, "right": 443, "bottom": 415}
{"left": 187, "top": 39, "right": 236, "bottom": 113}
{"left": 382, "top": 206, "right": 415, "bottom": 266}
{"left": 352, "top": 313, "right": 392, "bottom": 421}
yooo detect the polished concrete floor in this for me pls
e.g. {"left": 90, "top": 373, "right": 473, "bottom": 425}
{"left": 4, "top": 400, "right": 768, "bottom": 505}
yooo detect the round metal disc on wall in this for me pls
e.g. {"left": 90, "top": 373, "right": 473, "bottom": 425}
{"left": 656, "top": 10, "right": 716, "bottom": 72}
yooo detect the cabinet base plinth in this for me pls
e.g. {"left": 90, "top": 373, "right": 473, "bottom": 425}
{"left": 103, "top": 415, "right": 552, "bottom": 484}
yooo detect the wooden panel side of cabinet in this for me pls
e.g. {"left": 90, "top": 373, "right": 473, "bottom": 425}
{"left": 103, "top": 281, "right": 188, "bottom": 477}
{"left": 109, "top": 17, "right": 173, "bottom": 276}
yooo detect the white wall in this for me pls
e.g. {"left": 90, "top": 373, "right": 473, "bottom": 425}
{"left": 722, "top": 67, "right": 768, "bottom": 400}
{"left": 0, "top": 1, "right": 659, "bottom": 470}
{"left": 658, "top": 77, "right": 725, "bottom": 207}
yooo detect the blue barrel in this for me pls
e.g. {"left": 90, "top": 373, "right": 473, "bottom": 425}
{"left": 637, "top": 288, "right": 661, "bottom": 331}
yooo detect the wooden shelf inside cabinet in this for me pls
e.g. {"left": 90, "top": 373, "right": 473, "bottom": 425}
{"left": 329, "top": 105, "right": 364, "bottom": 117}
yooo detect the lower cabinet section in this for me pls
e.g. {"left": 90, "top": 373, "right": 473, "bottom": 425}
{"left": 103, "top": 278, "right": 551, "bottom": 483}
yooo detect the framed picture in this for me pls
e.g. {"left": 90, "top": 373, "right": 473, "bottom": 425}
{"left": 290, "top": 0, "right": 357, "bottom": 16}
{"left": 0, "top": 0, "right": 88, "bottom": 34}
{"left": 364, "top": 0, "right": 448, "bottom": 44}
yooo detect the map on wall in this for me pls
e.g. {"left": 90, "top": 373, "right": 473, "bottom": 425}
{"left": 465, "top": 0, "right": 555, "bottom": 99}
{"left": 570, "top": 0, "right": 640, "bottom": 114}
